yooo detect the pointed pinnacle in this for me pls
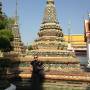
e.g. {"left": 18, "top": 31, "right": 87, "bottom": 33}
{"left": 47, "top": 0, "right": 54, "bottom": 4}
{"left": 47, "top": 0, "right": 54, "bottom": 1}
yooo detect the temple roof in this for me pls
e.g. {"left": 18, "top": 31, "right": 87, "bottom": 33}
{"left": 64, "top": 34, "right": 85, "bottom": 42}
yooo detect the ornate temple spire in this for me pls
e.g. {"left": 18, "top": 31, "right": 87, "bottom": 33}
{"left": 42, "top": 0, "right": 58, "bottom": 23}
{"left": 33, "top": 0, "right": 64, "bottom": 50}
{"left": 11, "top": 0, "right": 24, "bottom": 54}
{"left": 13, "top": 0, "right": 20, "bottom": 37}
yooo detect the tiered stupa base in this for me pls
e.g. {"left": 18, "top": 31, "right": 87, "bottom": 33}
{"left": 28, "top": 49, "right": 81, "bottom": 72}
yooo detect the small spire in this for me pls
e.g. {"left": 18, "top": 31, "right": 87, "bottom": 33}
{"left": 16, "top": 0, "right": 18, "bottom": 18}
{"left": 68, "top": 20, "right": 71, "bottom": 43}
{"left": 14, "top": 0, "right": 18, "bottom": 25}
{"left": 47, "top": 0, "right": 54, "bottom": 1}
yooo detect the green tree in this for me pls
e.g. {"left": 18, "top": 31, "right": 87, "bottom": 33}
{"left": 0, "top": 2, "right": 8, "bottom": 30}
{"left": 0, "top": 2, "right": 13, "bottom": 52}
{"left": 0, "top": 3, "right": 14, "bottom": 88}
{"left": 0, "top": 15, "right": 8, "bottom": 29}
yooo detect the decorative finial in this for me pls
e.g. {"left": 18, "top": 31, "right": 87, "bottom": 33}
{"left": 47, "top": 0, "right": 54, "bottom": 1}
{"left": 47, "top": 0, "right": 54, "bottom": 4}
{"left": 16, "top": 0, "right": 18, "bottom": 18}
{"left": 14, "top": 0, "right": 18, "bottom": 24}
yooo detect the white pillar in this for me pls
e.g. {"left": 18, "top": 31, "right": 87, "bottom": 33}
{"left": 84, "top": 18, "right": 90, "bottom": 68}
{"left": 67, "top": 43, "right": 74, "bottom": 52}
{"left": 87, "top": 43, "right": 90, "bottom": 67}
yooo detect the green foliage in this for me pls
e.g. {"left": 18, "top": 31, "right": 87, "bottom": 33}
{"left": 0, "top": 29, "right": 13, "bottom": 52}
{"left": 7, "top": 17, "right": 15, "bottom": 25}
{"left": 0, "top": 16, "right": 8, "bottom": 29}
{"left": 0, "top": 2, "right": 2, "bottom": 15}
{"left": 0, "top": 36, "right": 12, "bottom": 52}
{"left": 0, "top": 5, "right": 14, "bottom": 52}
{"left": 28, "top": 45, "right": 33, "bottom": 50}
{"left": 0, "top": 29, "right": 13, "bottom": 41}
{"left": 0, "top": 2, "right": 8, "bottom": 29}
{"left": 0, "top": 30, "right": 13, "bottom": 52}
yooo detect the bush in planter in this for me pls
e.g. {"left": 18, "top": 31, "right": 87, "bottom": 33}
{"left": 0, "top": 79, "right": 10, "bottom": 89}
{"left": 0, "top": 58, "right": 16, "bottom": 89}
